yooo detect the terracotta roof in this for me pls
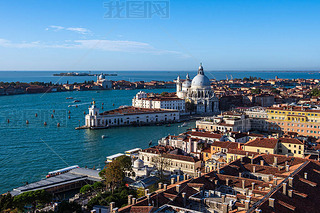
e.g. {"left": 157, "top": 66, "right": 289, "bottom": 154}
{"left": 244, "top": 138, "right": 278, "bottom": 149}
{"left": 100, "top": 106, "right": 178, "bottom": 116}
{"left": 278, "top": 137, "right": 304, "bottom": 145}
{"left": 211, "top": 141, "right": 240, "bottom": 150}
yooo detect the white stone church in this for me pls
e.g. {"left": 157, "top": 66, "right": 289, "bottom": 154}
{"left": 175, "top": 63, "right": 219, "bottom": 114}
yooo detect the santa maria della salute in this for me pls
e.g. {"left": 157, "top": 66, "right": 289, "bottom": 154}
{"left": 175, "top": 63, "right": 219, "bottom": 114}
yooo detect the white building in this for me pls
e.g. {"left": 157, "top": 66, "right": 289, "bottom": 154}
{"left": 175, "top": 63, "right": 219, "bottom": 114}
{"left": 85, "top": 104, "right": 179, "bottom": 128}
{"left": 132, "top": 91, "right": 186, "bottom": 112}
{"left": 95, "top": 73, "right": 112, "bottom": 89}
{"left": 196, "top": 112, "right": 251, "bottom": 132}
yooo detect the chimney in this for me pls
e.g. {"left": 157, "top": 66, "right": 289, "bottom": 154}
{"left": 260, "top": 160, "right": 264, "bottom": 166}
{"left": 158, "top": 182, "right": 163, "bottom": 190}
{"left": 183, "top": 174, "right": 188, "bottom": 180}
{"left": 239, "top": 172, "right": 242, "bottom": 178}
{"left": 176, "top": 185, "right": 181, "bottom": 193}
{"left": 286, "top": 165, "right": 290, "bottom": 172}
{"left": 246, "top": 152, "right": 249, "bottom": 157}
{"left": 128, "top": 195, "right": 133, "bottom": 205}
{"left": 269, "top": 184, "right": 273, "bottom": 189}
{"left": 221, "top": 194, "right": 226, "bottom": 202}
{"left": 273, "top": 157, "right": 278, "bottom": 167}
{"left": 214, "top": 180, "right": 219, "bottom": 186}
{"left": 145, "top": 189, "right": 149, "bottom": 196}
{"left": 132, "top": 198, "right": 136, "bottom": 205}
{"left": 242, "top": 180, "right": 246, "bottom": 189}
{"left": 198, "top": 171, "right": 202, "bottom": 177}
{"left": 251, "top": 158, "right": 254, "bottom": 164}
{"left": 273, "top": 177, "right": 277, "bottom": 185}
{"left": 282, "top": 183, "right": 287, "bottom": 195}
{"left": 288, "top": 189, "right": 293, "bottom": 198}
{"left": 164, "top": 184, "right": 168, "bottom": 190}
{"left": 182, "top": 192, "right": 187, "bottom": 207}
{"left": 269, "top": 198, "right": 275, "bottom": 208}
{"left": 245, "top": 200, "right": 250, "bottom": 210}
{"left": 113, "top": 208, "right": 118, "bottom": 213}
{"left": 252, "top": 182, "right": 255, "bottom": 190}
{"left": 226, "top": 178, "right": 229, "bottom": 186}
{"left": 288, "top": 177, "right": 293, "bottom": 187}
{"left": 304, "top": 172, "right": 308, "bottom": 179}
{"left": 177, "top": 175, "right": 180, "bottom": 182}
{"left": 253, "top": 166, "right": 256, "bottom": 173}
{"left": 147, "top": 193, "right": 151, "bottom": 206}
{"left": 171, "top": 177, "right": 175, "bottom": 185}
{"left": 255, "top": 209, "right": 261, "bottom": 213}
{"left": 110, "top": 202, "right": 115, "bottom": 212}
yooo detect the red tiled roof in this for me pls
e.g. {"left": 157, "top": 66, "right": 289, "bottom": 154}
{"left": 100, "top": 106, "right": 178, "bottom": 116}
{"left": 244, "top": 138, "right": 278, "bottom": 149}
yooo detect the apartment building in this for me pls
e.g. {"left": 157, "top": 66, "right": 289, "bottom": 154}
{"left": 267, "top": 104, "right": 320, "bottom": 138}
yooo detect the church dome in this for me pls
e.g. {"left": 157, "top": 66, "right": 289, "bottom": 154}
{"left": 191, "top": 74, "right": 211, "bottom": 88}
{"left": 99, "top": 74, "right": 105, "bottom": 80}
{"left": 191, "top": 63, "right": 211, "bottom": 88}
{"left": 134, "top": 159, "right": 144, "bottom": 168}
{"left": 182, "top": 79, "right": 191, "bottom": 88}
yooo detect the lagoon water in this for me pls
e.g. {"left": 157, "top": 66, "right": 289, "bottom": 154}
{"left": 0, "top": 88, "right": 197, "bottom": 193}
{"left": 0, "top": 70, "right": 319, "bottom": 84}
{"left": 0, "top": 70, "right": 319, "bottom": 193}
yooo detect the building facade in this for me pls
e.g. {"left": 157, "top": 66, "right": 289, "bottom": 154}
{"left": 132, "top": 91, "right": 185, "bottom": 112}
{"left": 85, "top": 104, "right": 179, "bottom": 128}
{"left": 267, "top": 105, "right": 320, "bottom": 138}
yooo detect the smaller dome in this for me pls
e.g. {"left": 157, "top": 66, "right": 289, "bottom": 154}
{"left": 134, "top": 159, "right": 144, "bottom": 168}
{"left": 99, "top": 74, "right": 105, "bottom": 80}
{"left": 182, "top": 79, "right": 191, "bottom": 88}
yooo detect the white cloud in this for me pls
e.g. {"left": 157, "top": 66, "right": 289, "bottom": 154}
{"left": 46, "top": 25, "right": 91, "bottom": 34}
{"left": 66, "top": 27, "right": 91, "bottom": 34}
{"left": 0, "top": 38, "right": 190, "bottom": 58}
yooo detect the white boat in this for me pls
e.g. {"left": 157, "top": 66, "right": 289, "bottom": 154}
{"left": 102, "top": 135, "right": 107, "bottom": 139}
{"left": 180, "top": 122, "right": 188, "bottom": 127}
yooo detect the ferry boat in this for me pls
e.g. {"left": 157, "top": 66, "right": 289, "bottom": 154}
{"left": 46, "top": 165, "right": 79, "bottom": 178}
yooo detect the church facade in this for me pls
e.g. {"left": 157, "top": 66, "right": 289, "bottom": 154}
{"left": 175, "top": 63, "right": 219, "bottom": 114}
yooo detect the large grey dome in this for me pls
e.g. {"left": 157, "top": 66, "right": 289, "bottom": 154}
{"left": 191, "top": 74, "right": 211, "bottom": 88}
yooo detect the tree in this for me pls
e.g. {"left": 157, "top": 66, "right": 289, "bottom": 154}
{"left": 151, "top": 154, "right": 172, "bottom": 179}
{"left": 104, "top": 161, "right": 125, "bottom": 194}
{"left": 310, "top": 88, "right": 320, "bottom": 97}
{"left": 80, "top": 184, "right": 92, "bottom": 194}
{"left": 13, "top": 190, "right": 52, "bottom": 211}
{"left": 0, "top": 193, "right": 14, "bottom": 212}
{"left": 116, "top": 155, "right": 132, "bottom": 172}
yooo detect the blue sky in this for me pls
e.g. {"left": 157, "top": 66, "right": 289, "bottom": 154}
{"left": 0, "top": 0, "right": 319, "bottom": 71}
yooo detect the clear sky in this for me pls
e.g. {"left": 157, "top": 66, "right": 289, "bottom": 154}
{"left": 0, "top": 0, "right": 319, "bottom": 71}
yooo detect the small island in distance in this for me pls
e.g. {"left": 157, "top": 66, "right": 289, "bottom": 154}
{"left": 53, "top": 72, "right": 117, "bottom": 76}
